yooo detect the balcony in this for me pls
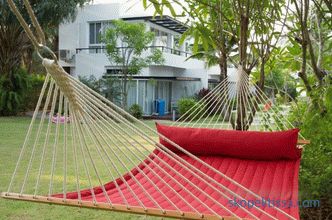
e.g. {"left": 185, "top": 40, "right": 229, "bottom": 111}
{"left": 75, "top": 46, "right": 192, "bottom": 58}
{"left": 69, "top": 45, "right": 205, "bottom": 77}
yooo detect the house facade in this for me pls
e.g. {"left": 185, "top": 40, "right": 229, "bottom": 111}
{"left": 58, "top": 3, "right": 235, "bottom": 115}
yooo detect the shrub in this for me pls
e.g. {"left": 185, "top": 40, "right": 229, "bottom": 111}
{"left": 21, "top": 74, "right": 45, "bottom": 112}
{"left": 177, "top": 98, "right": 205, "bottom": 121}
{"left": 78, "top": 75, "right": 101, "bottom": 92}
{"left": 195, "top": 87, "right": 223, "bottom": 116}
{"left": 195, "top": 88, "right": 211, "bottom": 100}
{"left": 289, "top": 85, "right": 332, "bottom": 206}
{"left": 100, "top": 75, "right": 122, "bottom": 103}
{"left": 129, "top": 104, "right": 143, "bottom": 119}
{"left": 0, "top": 68, "right": 30, "bottom": 116}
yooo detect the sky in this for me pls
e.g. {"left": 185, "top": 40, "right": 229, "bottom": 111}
{"left": 91, "top": 0, "right": 158, "bottom": 16}
{"left": 90, "top": 0, "right": 182, "bottom": 17}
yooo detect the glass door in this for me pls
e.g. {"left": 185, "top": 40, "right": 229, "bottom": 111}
{"left": 156, "top": 81, "right": 172, "bottom": 113}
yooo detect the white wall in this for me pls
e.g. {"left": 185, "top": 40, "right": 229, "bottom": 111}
{"left": 59, "top": 3, "right": 121, "bottom": 52}
{"left": 172, "top": 81, "right": 203, "bottom": 101}
{"left": 75, "top": 53, "right": 110, "bottom": 78}
{"left": 59, "top": 3, "right": 228, "bottom": 96}
{"left": 208, "top": 67, "right": 238, "bottom": 82}
{"left": 73, "top": 49, "right": 210, "bottom": 83}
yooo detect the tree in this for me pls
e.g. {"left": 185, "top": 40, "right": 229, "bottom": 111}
{"left": 144, "top": 1, "right": 332, "bottom": 214}
{"left": 178, "top": 1, "right": 236, "bottom": 81}
{"left": 252, "top": 50, "right": 298, "bottom": 103}
{"left": 103, "top": 20, "right": 164, "bottom": 109}
{"left": 144, "top": 0, "right": 285, "bottom": 130}
{"left": 0, "top": 0, "right": 90, "bottom": 115}
{"left": 100, "top": 76, "right": 122, "bottom": 103}
{"left": 0, "top": 0, "right": 90, "bottom": 74}
{"left": 285, "top": 0, "right": 331, "bottom": 106}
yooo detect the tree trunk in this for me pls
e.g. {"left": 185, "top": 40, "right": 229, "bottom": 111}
{"left": 306, "top": 31, "right": 325, "bottom": 83}
{"left": 239, "top": 14, "right": 249, "bottom": 67}
{"left": 299, "top": 33, "right": 312, "bottom": 93}
{"left": 0, "top": 24, "right": 28, "bottom": 76}
{"left": 294, "top": 0, "right": 312, "bottom": 93}
{"left": 216, "top": 1, "right": 228, "bottom": 82}
{"left": 323, "top": 0, "right": 332, "bottom": 14}
{"left": 23, "top": 47, "right": 34, "bottom": 74}
{"left": 235, "top": 70, "right": 248, "bottom": 130}
{"left": 122, "top": 73, "right": 128, "bottom": 110}
{"left": 258, "top": 59, "right": 265, "bottom": 90}
{"left": 236, "top": 13, "right": 249, "bottom": 130}
{"left": 219, "top": 52, "right": 228, "bottom": 81}
{"left": 53, "top": 33, "right": 59, "bottom": 57}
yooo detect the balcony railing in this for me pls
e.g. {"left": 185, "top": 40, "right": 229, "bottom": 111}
{"left": 75, "top": 46, "right": 192, "bottom": 58}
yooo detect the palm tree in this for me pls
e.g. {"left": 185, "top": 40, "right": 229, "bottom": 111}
{"left": 0, "top": 4, "right": 30, "bottom": 76}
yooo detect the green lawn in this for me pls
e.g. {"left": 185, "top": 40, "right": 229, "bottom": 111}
{"left": 0, "top": 117, "right": 163, "bottom": 220}
{"left": 0, "top": 116, "right": 267, "bottom": 220}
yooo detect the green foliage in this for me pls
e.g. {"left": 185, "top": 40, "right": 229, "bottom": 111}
{"left": 194, "top": 88, "right": 223, "bottom": 116}
{"left": 102, "top": 20, "right": 164, "bottom": 108}
{"left": 0, "top": 0, "right": 91, "bottom": 28}
{"left": 0, "top": 68, "right": 30, "bottom": 115}
{"left": 145, "top": 0, "right": 285, "bottom": 77}
{"left": 0, "top": 0, "right": 91, "bottom": 77}
{"left": 195, "top": 88, "right": 210, "bottom": 100}
{"left": 251, "top": 47, "right": 299, "bottom": 102}
{"left": 103, "top": 20, "right": 164, "bottom": 74}
{"left": 21, "top": 74, "right": 46, "bottom": 112}
{"left": 178, "top": 98, "right": 196, "bottom": 116}
{"left": 177, "top": 98, "right": 204, "bottom": 121}
{"left": 79, "top": 74, "right": 124, "bottom": 104}
{"left": 129, "top": 104, "right": 143, "bottom": 119}
{"left": 283, "top": 2, "right": 332, "bottom": 95}
{"left": 100, "top": 76, "right": 122, "bottom": 103}
{"left": 0, "top": 0, "right": 91, "bottom": 115}
{"left": 78, "top": 75, "right": 101, "bottom": 92}
{"left": 289, "top": 85, "right": 332, "bottom": 202}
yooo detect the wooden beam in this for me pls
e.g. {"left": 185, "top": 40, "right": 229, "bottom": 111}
{"left": 1, "top": 192, "right": 239, "bottom": 220}
{"left": 297, "top": 139, "right": 310, "bottom": 145}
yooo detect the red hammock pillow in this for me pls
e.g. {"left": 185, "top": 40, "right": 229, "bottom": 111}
{"left": 156, "top": 123, "right": 301, "bottom": 160}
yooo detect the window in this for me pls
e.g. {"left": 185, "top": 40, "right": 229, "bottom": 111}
{"left": 174, "top": 35, "right": 180, "bottom": 49}
{"left": 106, "top": 68, "right": 122, "bottom": 75}
{"left": 89, "top": 22, "right": 102, "bottom": 44}
{"left": 185, "top": 42, "right": 192, "bottom": 52}
{"left": 155, "top": 81, "right": 172, "bottom": 112}
{"left": 89, "top": 22, "right": 113, "bottom": 53}
{"left": 151, "top": 27, "right": 168, "bottom": 47}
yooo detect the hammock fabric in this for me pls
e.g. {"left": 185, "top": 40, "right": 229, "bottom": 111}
{"left": 53, "top": 124, "right": 301, "bottom": 220}
{"left": 156, "top": 123, "right": 301, "bottom": 160}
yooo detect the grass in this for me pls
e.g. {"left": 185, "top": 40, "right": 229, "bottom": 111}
{"left": 0, "top": 117, "right": 163, "bottom": 220}
{"left": 0, "top": 116, "right": 268, "bottom": 220}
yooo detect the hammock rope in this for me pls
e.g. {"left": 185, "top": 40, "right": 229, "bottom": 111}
{"left": 2, "top": 61, "right": 299, "bottom": 219}
{"left": 173, "top": 66, "right": 306, "bottom": 141}
{"left": 1, "top": 1, "right": 307, "bottom": 219}
{"left": 74, "top": 96, "right": 206, "bottom": 215}
{"left": 70, "top": 76, "right": 249, "bottom": 219}
{"left": 29, "top": 61, "right": 296, "bottom": 219}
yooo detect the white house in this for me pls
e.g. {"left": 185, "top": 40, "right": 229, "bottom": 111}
{"left": 58, "top": 3, "right": 235, "bottom": 115}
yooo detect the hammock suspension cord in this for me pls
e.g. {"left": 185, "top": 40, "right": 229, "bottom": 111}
{"left": 1, "top": 1, "right": 306, "bottom": 220}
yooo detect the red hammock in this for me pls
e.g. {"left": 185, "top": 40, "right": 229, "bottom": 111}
{"left": 53, "top": 124, "right": 301, "bottom": 220}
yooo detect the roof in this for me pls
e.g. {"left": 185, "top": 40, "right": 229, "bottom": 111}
{"left": 122, "top": 15, "right": 188, "bottom": 34}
